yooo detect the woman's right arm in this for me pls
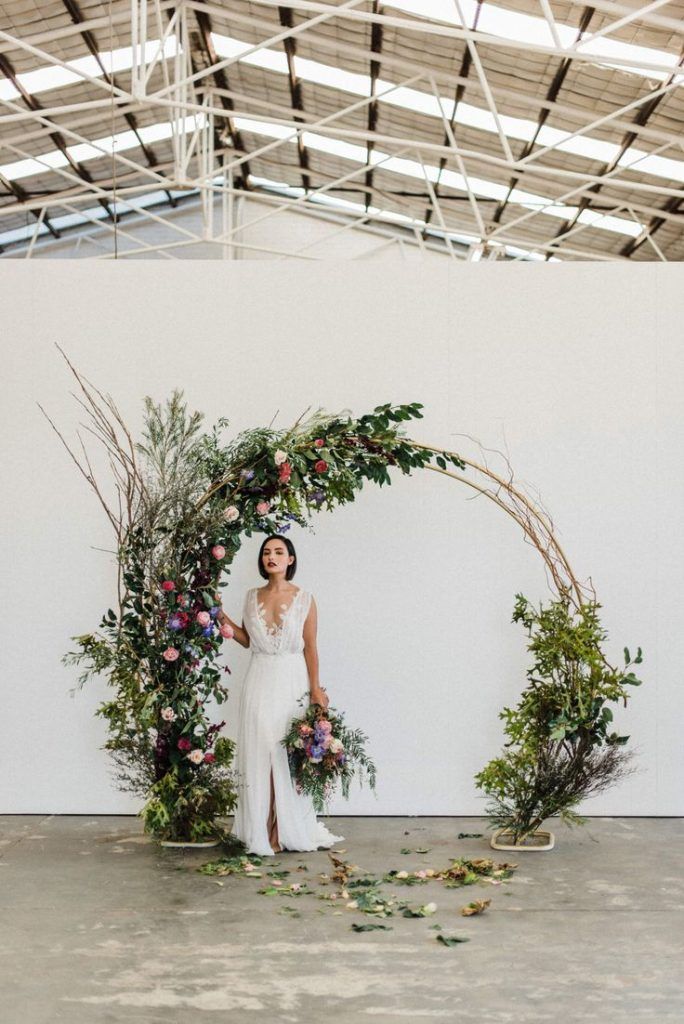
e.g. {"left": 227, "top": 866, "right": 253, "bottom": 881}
{"left": 217, "top": 605, "right": 250, "bottom": 648}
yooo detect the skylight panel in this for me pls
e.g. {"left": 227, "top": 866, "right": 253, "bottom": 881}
{"left": 235, "top": 115, "right": 642, "bottom": 236}
{"left": 0, "top": 38, "right": 178, "bottom": 102}
{"left": 212, "top": 33, "right": 684, "bottom": 186}
{"left": 386, "top": 0, "right": 682, "bottom": 80}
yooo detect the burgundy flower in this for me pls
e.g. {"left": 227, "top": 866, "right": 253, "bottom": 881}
{"left": 314, "top": 459, "right": 328, "bottom": 473}
{"left": 177, "top": 738, "right": 192, "bottom": 752}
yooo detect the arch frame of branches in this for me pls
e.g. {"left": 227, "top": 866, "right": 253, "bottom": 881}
{"left": 41, "top": 347, "right": 642, "bottom": 846}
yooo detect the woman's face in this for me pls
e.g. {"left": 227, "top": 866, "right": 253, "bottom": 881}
{"left": 262, "top": 540, "right": 294, "bottom": 578}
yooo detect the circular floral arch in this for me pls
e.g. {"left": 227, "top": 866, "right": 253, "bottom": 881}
{"left": 43, "top": 347, "right": 642, "bottom": 847}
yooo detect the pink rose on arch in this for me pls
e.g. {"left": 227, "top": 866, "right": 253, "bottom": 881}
{"left": 211, "top": 545, "right": 226, "bottom": 560}
{"left": 314, "top": 459, "right": 328, "bottom": 473}
{"left": 196, "top": 610, "right": 211, "bottom": 626}
{"left": 160, "top": 707, "right": 176, "bottom": 722}
{"left": 161, "top": 580, "right": 175, "bottom": 592}
{"left": 203, "top": 752, "right": 216, "bottom": 764}
{"left": 219, "top": 623, "right": 234, "bottom": 639}
{"left": 318, "top": 719, "right": 332, "bottom": 733}
{"left": 187, "top": 749, "right": 204, "bottom": 765}
{"left": 177, "top": 738, "right": 192, "bottom": 752}
{"left": 256, "top": 501, "right": 271, "bottom": 515}
{"left": 176, "top": 594, "right": 188, "bottom": 607}
{"left": 278, "top": 462, "right": 292, "bottom": 483}
{"left": 314, "top": 438, "right": 325, "bottom": 447}
{"left": 299, "top": 724, "right": 314, "bottom": 736}
{"left": 162, "top": 647, "right": 179, "bottom": 662}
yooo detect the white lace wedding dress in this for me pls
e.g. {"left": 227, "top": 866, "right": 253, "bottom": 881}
{"left": 229, "top": 585, "right": 345, "bottom": 856}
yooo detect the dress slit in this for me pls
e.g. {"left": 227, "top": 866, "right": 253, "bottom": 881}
{"left": 268, "top": 757, "right": 281, "bottom": 853}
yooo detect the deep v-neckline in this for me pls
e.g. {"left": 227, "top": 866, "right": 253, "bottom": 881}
{"left": 254, "top": 587, "right": 302, "bottom": 635}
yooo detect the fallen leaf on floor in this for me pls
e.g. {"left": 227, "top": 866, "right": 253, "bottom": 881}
{"left": 401, "top": 902, "right": 437, "bottom": 918}
{"left": 461, "top": 899, "right": 491, "bottom": 916}
{"left": 198, "top": 855, "right": 265, "bottom": 877}
{"left": 351, "top": 922, "right": 393, "bottom": 932}
{"left": 278, "top": 906, "right": 300, "bottom": 918}
{"left": 457, "top": 833, "right": 484, "bottom": 839}
{"left": 383, "top": 871, "right": 428, "bottom": 886}
{"left": 437, "top": 934, "right": 470, "bottom": 946}
{"left": 328, "top": 852, "right": 356, "bottom": 885}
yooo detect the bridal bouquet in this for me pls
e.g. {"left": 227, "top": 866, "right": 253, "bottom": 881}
{"left": 282, "top": 699, "right": 377, "bottom": 812}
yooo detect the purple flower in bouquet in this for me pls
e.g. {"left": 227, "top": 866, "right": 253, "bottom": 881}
{"left": 311, "top": 489, "right": 326, "bottom": 505}
{"left": 276, "top": 523, "right": 291, "bottom": 534}
{"left": 202, "top": 624, "right": 215, "bottom": 637}
{"left": 208, "top": 606, "right": 220, "bottom": 619}
{"left": 241, "top": 469, "right": 255, "bottom": 481}
{"left": 167, "top": 613, "right": 186, "bottom": 631}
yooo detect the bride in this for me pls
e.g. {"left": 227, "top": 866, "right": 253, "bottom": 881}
{"left": 217, "top": 534, "right": 345, "bottom": 856}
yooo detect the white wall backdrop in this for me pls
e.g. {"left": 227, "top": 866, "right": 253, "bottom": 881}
{"left": 2, "top": 261, "right": 682, "bottom": 816}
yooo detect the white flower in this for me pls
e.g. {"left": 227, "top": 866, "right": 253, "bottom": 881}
{"left": 396, "top": 870, "right": 409, "bottom": 879}
{"left": 293, "top": 738, "right": 304, "bottom": 748}
{"left": 422, "top": 902, "right": 437, "bottom": 915}
{"left": 274, "top": 449, "right": 288, "bottom": 465}
{"left": 193, "top": 725, "right": 205, "bottom": 736}
{"left": 329, "top": 737, "right": 343, "bottom": 753}
{"left": 161, "top": 707, "right": 176, "bottom": 722}
{"left": 223, "top": 505, "right": 240, "bottom": 522}
{"left": 187, "top": 749, "right": 204, "bottom": 765}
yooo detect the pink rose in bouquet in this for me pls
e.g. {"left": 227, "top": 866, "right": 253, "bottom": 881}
{"left": 196, "top": 611, "right": 211, "bottom": 626}
{"left": 161, "top": 580, "right": 175, "bottom": 592}
{"left": 211, "top": 545, "right": 226, "bottom": 560}
{"left": 219, "top": 622, "right": 234, "bottom": 639}
{"left": 162, "top": 647, "right": 179, "bottom": 662}
{"left": 256, "top": 501, "right": 271, "bottom": 515}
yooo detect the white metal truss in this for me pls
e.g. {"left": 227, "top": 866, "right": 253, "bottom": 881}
{"left": 0, "top": 0, "right": 681, "bottom": 260}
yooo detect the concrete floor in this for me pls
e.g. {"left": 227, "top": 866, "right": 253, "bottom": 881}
{"left": 1, "top": 815, "right": 683, "bottom": 1023}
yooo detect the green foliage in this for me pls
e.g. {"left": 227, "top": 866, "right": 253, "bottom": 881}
{"left": 65, "top": 398, "right": 444, "bottom": 841}
{"left": 474, "top": 595, "right": 642, "bottom": 841}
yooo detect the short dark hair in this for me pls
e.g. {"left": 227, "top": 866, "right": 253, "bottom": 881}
{"left": 258, "top": 534, "right": 297, "bottom": 580}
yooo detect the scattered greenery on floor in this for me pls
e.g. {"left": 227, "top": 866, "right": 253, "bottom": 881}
{"left": 195, "top": 845, "right": 517, "bottom": 947}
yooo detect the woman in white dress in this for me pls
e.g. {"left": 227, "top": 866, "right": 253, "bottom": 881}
{"left": 217, "top": 534, "right": 345, "bottom": 856}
